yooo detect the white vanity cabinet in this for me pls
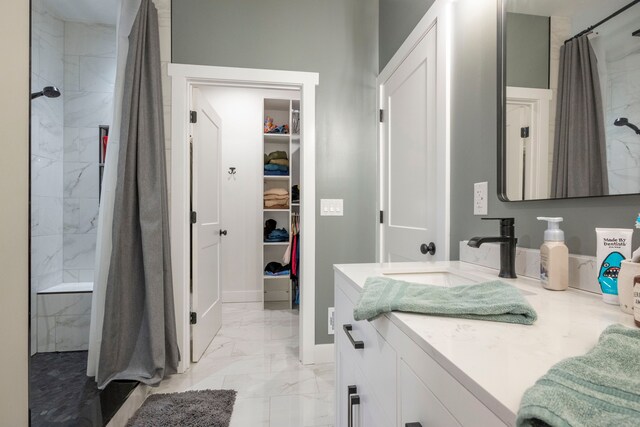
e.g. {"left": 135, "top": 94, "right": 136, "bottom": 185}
{"left": 334, "top": 271, "right": 509, "bottom": 427}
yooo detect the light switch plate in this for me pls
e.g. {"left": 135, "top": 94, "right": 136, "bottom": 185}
{"left": 474, "top": 182, "right": 488, "bottom": 215}
{"left": 320, "top": 199, "right": 344, "bottom": 216}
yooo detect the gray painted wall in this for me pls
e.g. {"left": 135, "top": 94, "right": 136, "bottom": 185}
{"left": 172, "top": 0, "right": 379, "bottom": 345}
{"left": 379, "top": 0, "right": 435, "bottom": 71}
{"left": 506, "top": 13, "right": 549, "bottom": 89}
{"left": 449, "top": 0, "right": 640, "bottom": 259}
{"left": 379, "top": 0, "right": 640, "bottom": 259}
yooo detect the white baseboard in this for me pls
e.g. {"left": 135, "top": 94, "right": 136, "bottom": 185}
{"left": 314, "top": 343, "right": 335, "bottom": 364}
{"left": 222, "top": 290, "right": 262, "bottom": 303}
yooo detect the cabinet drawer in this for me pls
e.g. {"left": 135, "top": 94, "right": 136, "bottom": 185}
{"left": 335, "top": 286, "right": 397, "bottom": 423}
{"left": 400, "top": 359, "right": 460, "bottom": 427}
{"left": 337, "top": 350, "right": 390, "bottom": 427}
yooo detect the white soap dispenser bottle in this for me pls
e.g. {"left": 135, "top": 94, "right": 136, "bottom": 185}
{"left": 537, "top": 217, "right": 569, "bottom": 290}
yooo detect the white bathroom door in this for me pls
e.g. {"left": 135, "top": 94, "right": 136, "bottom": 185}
{"left": 191, "top": 88, "right": 223, "bottom": 362}
{"left": 505, "top": 103, "right": 530, "bottom": 201}
{"left": 380, "top": 22, "right": 445, "bottom": 262}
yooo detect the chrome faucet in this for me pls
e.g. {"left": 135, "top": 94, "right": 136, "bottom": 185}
{"left": 468, "top": 218, "right": 518, "bottom": 278}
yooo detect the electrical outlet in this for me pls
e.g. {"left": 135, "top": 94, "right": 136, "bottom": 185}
{"left": 328, "top": 307, "right": 335, "bottom": 335}
{"left": 474, "top": 182, "right": 488, "bottom": 215}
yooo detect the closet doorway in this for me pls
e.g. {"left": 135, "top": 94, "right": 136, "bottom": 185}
{"left": 169, "top": 65, "right": 319, "bottom": 372}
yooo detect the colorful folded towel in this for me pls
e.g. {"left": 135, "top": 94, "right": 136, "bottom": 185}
{"left": 353, "top": 277, "right": 537, "bottom": 325}
{"left": 517, "top": 324, "right": 640, "bottom": 427}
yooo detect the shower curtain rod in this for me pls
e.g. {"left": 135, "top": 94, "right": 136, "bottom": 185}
{"left": 564, "top": 0, "right": 640, "bottom": 44}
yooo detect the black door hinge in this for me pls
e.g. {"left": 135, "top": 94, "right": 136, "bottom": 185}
{"left": 190, "top": 312, "right": 197, "bottom": 325}
{"left": 190, "top": 110, "right": 197, "bottom": 123}
{"left": 520, "top": 126, "right": 530, "bottom": 138}
{"left": 191, "top": 211, "right": 197, "bottom": 224}
{"left": 379, "top": 109, "right": 384, "bottom": 123}
{"left": 379, "top": 210, "right": 384, "bottom": 224}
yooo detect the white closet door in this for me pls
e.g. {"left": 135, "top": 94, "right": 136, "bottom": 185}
{"left": 191, "top": 88, "right": 223, "bottom": 362}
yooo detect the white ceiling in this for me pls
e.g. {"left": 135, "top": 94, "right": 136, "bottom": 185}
{"left": 41, "top": 0, "right": 118, "bottom": 25}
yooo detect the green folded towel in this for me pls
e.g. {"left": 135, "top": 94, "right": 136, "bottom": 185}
{"left": 517, "top": 324, "right": 640, "bottom": 427}
{"left": 353, "top": 277, "right": 537, "bottom": 325}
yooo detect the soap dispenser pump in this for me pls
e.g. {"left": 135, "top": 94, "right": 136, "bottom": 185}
{"left": 537, "top": 217, "right": 569, "bottom": 291}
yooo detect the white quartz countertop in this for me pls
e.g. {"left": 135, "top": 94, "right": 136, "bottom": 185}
{"left": 334, "top": 261, "right": 637, "bottom": 425}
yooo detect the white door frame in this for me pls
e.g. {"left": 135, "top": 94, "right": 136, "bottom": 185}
{"left": 376, "top": 0, "right": 452, "bottom": 262}
{"left": 168, "top": 64, "right": 319, "bottom": 373}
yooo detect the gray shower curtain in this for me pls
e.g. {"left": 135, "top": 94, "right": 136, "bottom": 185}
{"left": 97, "top": 0, "right": 179, "bottom": 388}
{"left": 551, "top": 35, "right": 608, "bottom": 198}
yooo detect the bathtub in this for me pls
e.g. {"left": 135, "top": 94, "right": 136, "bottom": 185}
{"left": 38, "top": 281, "right": 93, "bottom": 294}
{"left": 36, "top": 282, "right": 93, "bottom": 353}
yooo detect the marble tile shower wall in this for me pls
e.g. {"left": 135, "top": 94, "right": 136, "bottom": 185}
{"left": 604, "top": 44, "right": 640, "bottom": 194}
{"left": 31, "top": 1, "right": 65, "bottom": 353}
{"left": 63, "top": 22, "right": 116, "bottom": 283}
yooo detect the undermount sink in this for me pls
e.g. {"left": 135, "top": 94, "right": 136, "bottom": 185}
{"left": 381, "top": 268, "right": 481, "bottom": 287}
{"left": 380, "top": 267, "right": 536, "bottom": 295}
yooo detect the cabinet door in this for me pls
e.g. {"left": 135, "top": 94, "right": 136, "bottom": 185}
{"left": 400, "top": 359, "right": 461, "bottom": 427}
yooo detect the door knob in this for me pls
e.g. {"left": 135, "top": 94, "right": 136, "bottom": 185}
{"left": 420, "top": 242, "right": 436, "bottom": 255}
{"left": 220, "top": 230, "right": 228, "bottom": 236}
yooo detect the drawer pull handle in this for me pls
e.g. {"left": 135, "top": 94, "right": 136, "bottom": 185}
{"left": 406, "top": 423, "right": 423, "bottom": 427}
{"left": 343, "top": 324, "right": 364, "bottom": 349}
{"left": 349, "top": 393, "right": 360, "bottom": 427}
{"left": 348, "top": 385, "right": 357, "bottom": 427}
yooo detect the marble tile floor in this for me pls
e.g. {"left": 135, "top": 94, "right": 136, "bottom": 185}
{"left": 153, "top": 302, "right": 335, "bottom": 427}
{"left": 30, "top": 351, "right": 138, "bottom": 426}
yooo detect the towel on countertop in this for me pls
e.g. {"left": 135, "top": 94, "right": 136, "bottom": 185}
{"left": 517, "top": 324, "right": 640, "bottom": 427}
{"left": 353, "top": 277, "right": 537, "bottom": 325}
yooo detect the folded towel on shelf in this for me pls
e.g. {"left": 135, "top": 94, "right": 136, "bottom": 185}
{"left": 264, "top": 164, "right": 289, "bottom": 173}
{"left": 269, "top": 158, "right": 289, "bottom": 166}
{"left": 264, "top": 188, "right": 289, "bottom": 196}
{"left": 265, "top": 270, "right": 290, "bottom": 276}
{"left": 516, "top": 324, "right": 640, "bottom": 427}
{"left": 264, "top": 200, "right": 289, "bottom": 209}
{"left": 264, "top": 194, "right": 289, "bottom": 200}
{"left": 264, "top": 170, "right": 289, "bottom": 176}
{"left": 264, "top": 261, "right": 291, "bottom": 274}
{"left": 265, "top": 151, "right": 289, "bottom": 163}
{"left": 353, "top": 277, "right": 537, "bottom": 325}
{"left": 265, "top": 228, "right": 289, "bottom": 242}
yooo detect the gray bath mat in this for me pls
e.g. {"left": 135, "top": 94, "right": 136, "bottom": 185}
{"left": 126, "top": 389, "right": 237, "bottom": 427}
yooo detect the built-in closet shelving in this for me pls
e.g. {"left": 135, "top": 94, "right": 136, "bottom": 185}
{"left": 262, "top": 98, "right": 300, "bottom": 310}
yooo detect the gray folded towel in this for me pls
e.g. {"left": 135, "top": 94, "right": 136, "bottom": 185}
{"left": 353, "top": 277, "right": 537, "bottom": 325}
{"left": 517, "top": 324, "right": 640, "bottom": 427}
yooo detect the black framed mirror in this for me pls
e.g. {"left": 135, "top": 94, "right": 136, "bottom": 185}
{"left": 498, "top": 0, "right": 640, "bottom": 201}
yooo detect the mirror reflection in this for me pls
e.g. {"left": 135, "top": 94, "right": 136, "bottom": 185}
{"left": 502, "top": 0, "right": 640, "bottom": 200}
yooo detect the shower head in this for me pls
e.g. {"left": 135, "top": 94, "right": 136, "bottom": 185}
{"left": 614, "top": 117, "right": 640, "bottom": 135}
{"left": 31, "top": 86, "right": 61, "bottom": 100}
